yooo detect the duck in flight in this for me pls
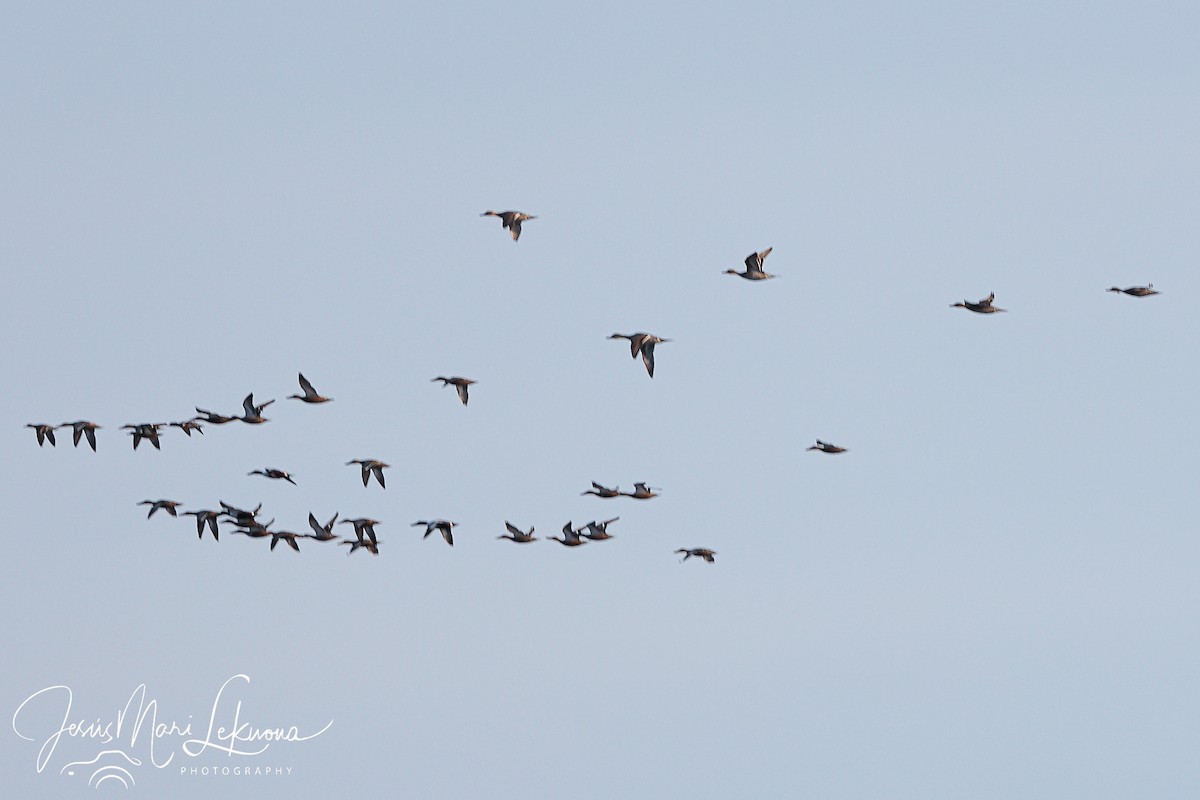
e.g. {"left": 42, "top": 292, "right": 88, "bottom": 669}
{"left": 182, "top": 509, "right": 221, "bottom": 539}
{"left": 951, "top": 292, "right": 1006, "bottom": 314}
{"left": 194, "top": 408, "right": 237, "bottom": 425}
{"left": 123, "top": 423, "right": 165, "bottom": 451}
{"left": 676, "top": 548, "right": 716, "bottom": 563}
{"left": 581, "top": 517, "right": 619, "bottom": 541}
{"left": 807, "top": 439, "right": 847, "bottom": 454}
{"left": 608, "top": 332, "right": 671, "bottom": 378}
{"left": 218, "top": 501, "right": 263, "bottom": 527}
{"left": 346, "top": 459, "right": 388, "bottom": 488}
{"left": 622, "top": 483, "right": 660, "bottom": 500}
{"left": 724, "top": 247, "right": 776, "bottom": 280}
{"left": 432, "top": 376, "right": 476, "bottom": 406}
{"left": 414, "top": 519, "right": 457, "bottom": 546}
{"left": 238, "top": 393, "right": 273, "bottom": 424}
{"left": 340, "top": 518, "right": 381, "bottom": 545}
{"left": 480, "top": 210, "right": 536, "bottom": 241}
{"left": 139, "top": 499, "right": 183, "bottom": 518}
{"left": 341, "top": 538, "right": 380, "bottom": 555}
{"left": 1108, "top": 284, "right": 1159, "bottom": 297}
{"left": 232, "top": 518, "right": 275, "bottom": 539}
{"left": 548, "top": 522, "right": 588, "bottom": 547}
{"left": 269, "top": 530, "right": 303, "bottom": 552}
{"left": 306, "top": 512, "right": 340, "bottom": 542}
{"left": 582, "top": 481, "right": 621, "bottom": 498}
{"left": 170, "top": 420, "right": 204, "bottom": 436}
{"left": 63, "top": 420, "right": 101, "bottom": 451}
{"left": 248, "top": 468, "right": 297, "bottom": 485}
{"left": 498, "top": 522, "right": 537, "bottom": 543}
{"left": 26, "top": 423, "right": 59, "bottom": 447}
{"left": 289, "top": 373, "right": 333, "bottom": 403}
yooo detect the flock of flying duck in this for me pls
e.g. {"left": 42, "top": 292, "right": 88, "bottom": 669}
{"left": 26, "top": 366, "right": 709, "bottom": 560}
{"left": 27, "top": 212, "right": 1161, "bottom": 563}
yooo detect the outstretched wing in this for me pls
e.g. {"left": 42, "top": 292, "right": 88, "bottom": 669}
{"left": 640, "top": 342, "right": 656, "bottom": 378}
{"left": 745, "top": 247, "right": 772, "bottom": 273}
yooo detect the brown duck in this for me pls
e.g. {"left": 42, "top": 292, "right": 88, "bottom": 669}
{"left": 676, "top": 548, "right": 716, "bottom": 563}
{"left": 346, "top": 459, "right": 389, "bottom": 488}
{"left": 289, "top": 373, "right": 333, "bottom": 403}
{"left": 724, "top": 247, "right": 776, "bottom": 280}
{"left": 548, "top": 522, "right": 588, "bottom": 547}
{"left": 432, "top": 376, "right": 476, "bottom": 406}
{"left": 26, "top": 423, "right": 60, "bottom": 447}
{"left": 414, "top": 519, "right": 457, "bottom": 546}
{"left": 581, "top": 481, "right": 621, "bottom": 498}
{"left": 480, "top": 210, "right": 536, "bottom": 241}
{"left": 951, "top": 292, "right": 1006, "bottom": 314}
{"left": 1108, "top": 284, "right": 1159, "bottom": 297}
{"left": 63, "top": 420, "right": 101, "bottom": 451}
{"left": 498, "top": 522, "right": 537, "bottom": 543}
{"left": 139, "top": 499, "right": 183, "bottom": 518}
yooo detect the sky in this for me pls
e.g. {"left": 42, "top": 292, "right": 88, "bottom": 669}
{"left": 3, "top": 1, "right": 1200, "bottom": 797}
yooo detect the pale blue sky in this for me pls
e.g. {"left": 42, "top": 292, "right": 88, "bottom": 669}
{"left": 4, "top": 2, "right": 1199, "bottom": 797}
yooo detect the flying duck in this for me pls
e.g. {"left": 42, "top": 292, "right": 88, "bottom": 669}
{"left": 413, "top": 519, "right": 457, "bottom": 546}
{"left": 724, "top": 247, "right": 776, "bottom": 280}
{"left": 548, "top": 522, "right": 588, "bottom": 547}
{"left": 194, "top": 408, "right": 238, "bottom": 425}
{"left": 269, "top": 530, "right": 303, "bottom": 552}
{"left": 608, "top": 333, "right": 671, "bottom": 378}
{"left": 346, "top": 459, "right": 388, "bottom": 488}
{"left": 1108, "top": 284, "right": 1159, "bottom": 297}
{"left": 306, "top": 512, "right": 340, "bottom": 541}
{"left": 26, "top": 423, "right": 60, "bottom": 447}
{"left": 182, "top": 509, "right": 221, "bottom": 539}
{"left": 432, "top": 376, "right": 476, "bottom": 406}
{"left": 218, "top": 501, "right": 263, "bottom": 526}
{"left": 340, "top": 518, "right": 381, "bottom": 545}
{"left": 169, "top": 420, "right": 204, "bottom": 436}
{"left": 581, "top": 481, "right": 622, "bottom": 498}
{"left": 63, "top": 420, "right": 101, "bottom": 451}
{"left": 232, "top": 519, "right": 275, "bottom": 539}
{"left": 238, "top": 393, "right": 273, "bottom": 423}
{"left": 248, "top": 468, "right": 297, "bottom": 485}
{"left": 123, "top": 423, "right": 165, "bottom": 451}
{"left": 341, "top": 538, "right": 381, "bottom": 555}
{"left": 480, "top": 210, "right": 536, "bottom": 241}
{"left": 288, "top": 373, "right": 333, "bottom": 403}
{"left": 951, "top": 292, "right": 1006, "bottom": 314}
{"left": 138, "top": 499, "right": 183, "bottom": 519}
{"left": 581, "top": 517, "right": 619, "bottom": 540}
{"left": 498, "top": 521, "right": 537, "bottom": 543}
